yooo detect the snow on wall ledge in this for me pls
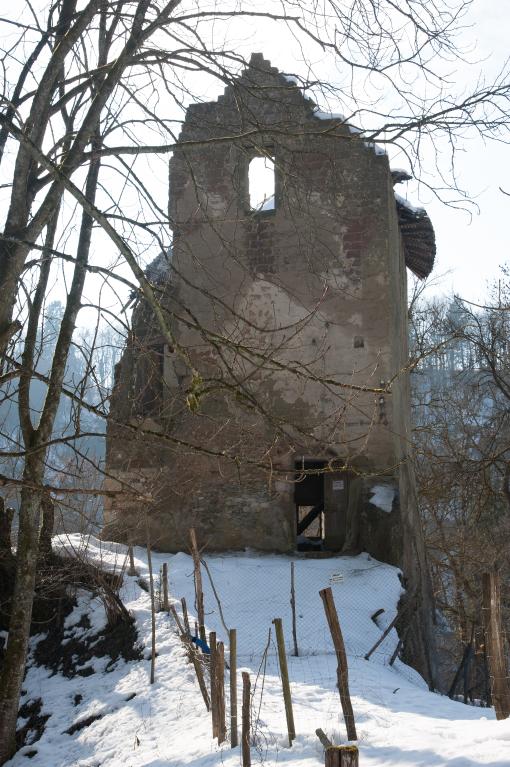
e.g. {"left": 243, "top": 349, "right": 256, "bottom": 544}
{"left": 312, "top": 107, "right": 387, "bottom": 155}
{"left": 369, "top": 484, "right": 395, "bottom": 513}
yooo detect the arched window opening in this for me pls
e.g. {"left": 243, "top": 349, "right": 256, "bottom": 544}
{"left": 248, "top": 155, "right": 275, "bottom": 212}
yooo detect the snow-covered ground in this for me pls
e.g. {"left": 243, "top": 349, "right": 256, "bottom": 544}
{"left": 8, "top": 535, "right": 510, "bottom": 767}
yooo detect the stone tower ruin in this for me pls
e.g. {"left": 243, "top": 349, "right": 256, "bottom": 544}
{"left": 105, "top": 53, "right": 435, "bottom": 574}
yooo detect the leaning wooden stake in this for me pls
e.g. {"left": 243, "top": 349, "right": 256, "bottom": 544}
{"left": 389, "top": 624, "right": 411, "bottom": 667}
{"left": 216, "top": 641, "right": 227, "bottom": 744}
{"left": 242, "top": 672, "right": 251, "bottom": 767}
{"left": 169, "top": 603, "right": 185, "bottom": 636}
{"left": 210, "top": 631, "right": 218, "bottom": 738}
{"left": 189, "top": 527, "right": 206, "bottom": 642}
{"left": 273, "top": 617, "right": 296, "bottom": 746}
{"left": 290, "top": 562, "right": 299, "bottom": 657}
{"left": 325, "top": 745, "right": 359, "bottom": 767}
{"left": 169, "top": 603, "right": 186, "bottom": 636}
{"left": 192, "top": 651, "right": 211, "bottom": 712}
{"left": 365, "top": 589, "right": 417, "bottom": 662}
{"left": 364, "top": 612, "right": 400, "bottom": 661}
{"left": 169, "top": 604, "right": 210, "bottom": 711}
{"left": 229, "top": 628, "right": 238, "bottom": 747}
{"left": 482, "top": 572, "right": 510, "bottom": 720}
{"left": 319, "top": 588, "right": 357, "bottom": 741}
{"left": 162, "top": 562, "right": 169, "bottom": 612}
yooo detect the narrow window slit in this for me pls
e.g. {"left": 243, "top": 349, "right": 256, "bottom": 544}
{"left": 248, "top": 155, "right": 275, "bottom": 212}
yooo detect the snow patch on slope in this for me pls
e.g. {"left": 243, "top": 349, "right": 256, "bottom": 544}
{"left": 9, "top": 535, "right": 509, "bottom": 767}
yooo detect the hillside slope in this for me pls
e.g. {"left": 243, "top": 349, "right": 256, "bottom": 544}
{"left": 7, "top": 535, "right": 510, "bottom": 767}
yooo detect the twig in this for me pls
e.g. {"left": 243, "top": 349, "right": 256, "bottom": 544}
{"left": 252, "top": 627, "right": 271, "bottom": 744}
{"left": 201, "top": 557, "right": 229, "bottom": 636}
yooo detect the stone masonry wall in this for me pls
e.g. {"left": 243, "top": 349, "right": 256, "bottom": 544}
{"left": 104, "top": 54, "right": 410, "bottom": 562}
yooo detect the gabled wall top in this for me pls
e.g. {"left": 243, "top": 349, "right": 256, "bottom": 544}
{"left": 173, "top": 52, "right": 435, "bottom": 279}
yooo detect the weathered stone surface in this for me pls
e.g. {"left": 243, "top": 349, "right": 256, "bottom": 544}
{"left": 104, "top": 54, "right": 421, "bottom": 567}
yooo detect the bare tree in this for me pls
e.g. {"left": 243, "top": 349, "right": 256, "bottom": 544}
{"left": 411, "top": 291, "right": 510, "bottom": 694}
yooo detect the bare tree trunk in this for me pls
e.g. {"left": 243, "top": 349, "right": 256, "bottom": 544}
{"left": 341, "top": 477, "right": 362, "bottom": 554}
{"left": 0, "top": 131, "right": 102, "bottom": 764}
{"left": 0, "top": 497, "right": 14, "bottom": 563}
{"left": 482, "top": 572, "right": 510, "bottom": 720}
{"left": 38, "top": 494, "right": 55, "bottom": 560}
{"left": 0, "top": 0, "right": 99, "bottom": 359}
{"left": 399, "top": 460, "right": 437, "bottom": 690}
{"left": 0, "top": 470, "right": 43, "bottom": 762}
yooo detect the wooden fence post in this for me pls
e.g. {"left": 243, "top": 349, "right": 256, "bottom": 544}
{"left": 229, "top": 628, "right": 238, "bottom": 747}
{"left": 162, "top": 562, "right": 169, "bottom": 612}
{"left": 325, "top": 745, "right": 359, "bottom": 766}
{"left": 272, "top": 617, "right": 296, "bottom": 746}
{"left": 291, "top": 562, "right": 299, "bottom": 657}
{"left": 181, "top": 597, "right": 190, "bottom": 636}
{"left": 189, "top": 527, "right": 206, "bottom": 642}
{"left": 242, "top": 671, "right": 251, "bottom": 767}
{"left": 482, "top": 572, "right": 510, "bottom": 720}
{"left": 216, "top": 641, "right": 226, "bottom": 744}
{"left": 210, "top": 631, "right": 218, "bottom": 738}
{"left": 192, "top": 651, "right": 211, "bottom": 712}
{"left": 319, "top": 588, "right": 357, "bottom": 741}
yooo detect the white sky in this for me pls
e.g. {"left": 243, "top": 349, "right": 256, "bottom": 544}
{"left": 4, "top": 0, "right": 510, "bottom": 323}
{"left": 236, "top": 0, "right": 510, "bottom": 303}
{"left": 151, "top": 0, "right": 510, "bottom": 304}
{"left": 411, "top": 0, "right": 510, "bottom": 301}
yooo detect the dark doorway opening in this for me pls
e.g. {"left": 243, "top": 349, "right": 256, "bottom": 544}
{"left": 294, "top": 459, "right": 325, "bottom": 551}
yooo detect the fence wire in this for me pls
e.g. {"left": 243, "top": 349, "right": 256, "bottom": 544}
{"left": 162, "top": 549, "right": 424, "bottom": 747}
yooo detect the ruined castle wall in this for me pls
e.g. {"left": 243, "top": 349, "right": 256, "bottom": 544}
{"left": 105, "top": 57, "right": 412, "bottom": 559}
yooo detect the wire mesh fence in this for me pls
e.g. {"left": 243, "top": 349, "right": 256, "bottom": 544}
{"left": 161, "top": 543, "right": 424, "bottom": 753}
{"left": 167, "top": 551, "right": 407, "bottom": 663}
{"left": 51, "top": 531, "right": 501, "bottom": 767}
